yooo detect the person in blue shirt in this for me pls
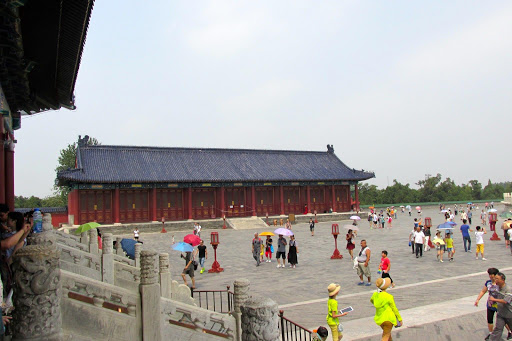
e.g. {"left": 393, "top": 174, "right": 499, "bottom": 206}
{"left": 460, "top": 219, "right": 473, "bottom": 252}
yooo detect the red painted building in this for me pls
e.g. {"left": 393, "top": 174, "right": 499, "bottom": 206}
{"left": 58, "top": 139, "right": 374, "bottom": 224}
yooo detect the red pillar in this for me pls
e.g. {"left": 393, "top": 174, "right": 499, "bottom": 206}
{"left": 151, "top": 187, "right": 157, "bottom": 221}
{"left": 220, "top": 186, "right": 225, "bottom": 217}
{"left": 331, "top": 185, "right": 336, "bottom": 213}
{"left": 68, "top": 189, "right": 79, "bottom": 225}
{"left": 113, "top": 188, "right": 120, "bottom": 223}
{"left": 306, "top": 185, "right": 311, "bottom": 213}
{"left": 187, "top": 187, "right": 193, "bottom": 220}
{"left": 5, "top": 146, "right": 14, "bottom": 211}
{"left": 355, "top": 184, "right": 360, "bottom": 211}
{"left": 279, "top": 185, "right": 285, "bottom": 215}
{"left": 251, "top": 186, "right": 256, "bottom": 216}
{"left": 0, "top": 119, "right": 5, "bottom": 204}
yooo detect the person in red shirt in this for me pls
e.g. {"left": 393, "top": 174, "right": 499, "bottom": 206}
{"left": 379, "top": 250, "right": 395, "bottom": 288}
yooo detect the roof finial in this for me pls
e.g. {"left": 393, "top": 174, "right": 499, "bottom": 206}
{"left": 327, "top": 144, "right": 334, "bottom": 153}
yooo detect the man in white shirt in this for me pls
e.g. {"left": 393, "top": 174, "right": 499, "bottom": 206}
{"left": 414, "top": 226, "right": 425, "bottom": 258}
{"left": 475, "top": 225, "right": 487, "bottom": 261}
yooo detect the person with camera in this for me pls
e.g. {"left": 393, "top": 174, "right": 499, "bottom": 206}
{"left": 488, "top": 272, "right": 512, "bottom": 341}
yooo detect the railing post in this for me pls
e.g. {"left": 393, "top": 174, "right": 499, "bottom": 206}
{"left": 11, "top": 245, "right": 62, "bottom": 340}
{"left": 102, "top": 233, "right": 114, "bottom": 284}
{"left": 80, "top": 231, "right": 89, "bottom": 245}
{"left": 279, "top": 310, "right": 286, "bottom": 341}
{"left": 88, "top": 228, "right": 99, "bottom": 254}
{"left": 135, "top": 242, "right": 142, "bottom": 267}
{"left": 159, "top": 253, "right": 171, "bottom": 298}
{"left": 115, "top": 237, "right": 124, "bottom": 255}
{"left": 233, "top": 279, "right": 251, "bottom": 341}
{"left": 240, "top": 296, "right": 279, "bottom": 341}
{"left": 140, "top": 250, "right": 161, "bottom": 341}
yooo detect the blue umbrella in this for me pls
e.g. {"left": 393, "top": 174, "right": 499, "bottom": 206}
{"left": 172, "top": 241, "right": 194, "bottom": 252}
{"left": 437, "top": 222, "right": 455, "bottom": 230}
{"left": 445, "top": 221, "right": 457, "bottom": 226}
{"left": 121, "top": 238, "right": 137, "bottom": 260}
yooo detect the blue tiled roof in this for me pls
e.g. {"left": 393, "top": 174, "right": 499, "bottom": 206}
{"left": 57, "top": 145, "right": 375, "bottom": 184}
{"left": 15, "top": 207, "right": 67, "bottom": 214}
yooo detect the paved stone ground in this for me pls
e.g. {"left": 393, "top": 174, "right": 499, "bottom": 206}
{"left": 115, "top": 204, "right": 512, "bottom": 340}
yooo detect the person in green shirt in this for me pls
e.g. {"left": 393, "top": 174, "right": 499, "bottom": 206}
{"left": 370, "top": 277, "right": 403, "bottom": 341}
{"left": 445, "top": 232, "right": 455, "bottom": 261}
{"left": 326, "top": 283, "right": 348, "bottom": 340}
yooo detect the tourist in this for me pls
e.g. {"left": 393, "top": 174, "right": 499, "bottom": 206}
{"left": 423, "top": 226, "right": 431, "bottom": 252}
{"left": 408, "top": 206, "right": 411, "bottom": 216}
{"left": 370, "top": 277, "right": 403, "bottom": 341}
{"left": 409, "top": 227, "right": 416, "bottom": 254}
{"left": 356, "top": 240, "right": 372, "bottom": 286}
{"left": 288, "top": 235, "right": 298, "bottom": 268}
{"left": 133, "top": 227, "right": 139, "bottom": 242}
{"left": 461, "top": 210, "right": 468, "bottom": 223}
{"left": 303, "top": 204, "right": 308, "bottom": 214}
{"left": 460, "top": 220, "right": 472, "bottom": 252}
{"left": 380, "top": 215, "right": 386, "bottom": 229}
{"left": 508, "top": 228, "right": 512, "bottom": 255}
{"left": 312, "top": 326, "right": 329, "bottom": 341}
{"left": 378, "top": 251, "right": 395, "bottom": 288}
{"left": 433, "top": 231, "right": 445, "bottom": 262}
{"left": 194, "top": 222, "right": 202, "bottom": 238}
{"left": 276, "top": 234, "right": 287, "bottom": 268}
{"left": 367, "top": 213, "right": 372, "bottom": 229}
{"left": 265, "top": 235, "right": 273, "bottom": 262}
{"left": 326, "top": 283, "right": 348, "bottom": 341}
{"left": 474, "top": 268, "right": 512, "bottom": 340}
{"left": 285, "top": 219, "right": 292, "bottom": 230}
{"left": 444, "top": 232, "right": 454, "bottom": 261}
{"left": 488, "top": 273, "right": 512, "bottom": 341}
{"left": 197, "top": 239, "right": 207, "bottom": 274}
{"left": 346, "top": 229, "right": 355, "bottom": 260}
{"left": 413, "top": 226, "right": 424, "bottom": 258}
{"left": 5, "top": 212, "right": 30, "bottom": 261}
{"left": 468, "top": 210, "right": 473, "bottom": 225}
{"left": 475, "top": 226, "right": 487, "bottom": 261}
{"left": 502, "top": 219, "right": 512, "bottom": 248}
{"left": 387, "top": 213, "right": 392, "bottom": 228}
{"left": 251, "top": 232, "right": 263, "bottom": 266}
{"left": 96, "top": 228, "right": 102, "bottom": 250}
{"left": 0, "top": 204, "right": 8, "bottom": 230}
{"left": 180, "top": 244, "right": 196, "bottom": 289}
{"left": 372, "top": 213, "right": 378, "bottom": 229}
{"left": 310, "top": 218, "right": 315, "bottom": 236}
{"left": 454, "top": 204, "right": 458, "bottom": 216}
{"left": 481, "top": 210, "right": 487, "bottom": 226}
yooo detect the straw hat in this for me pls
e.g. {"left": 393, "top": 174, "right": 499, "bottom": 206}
{"left": 327, "top": 283, "right": 341, "bottom": 297}
{"left": 375, "top": 277, "right": 391, "bottom": 291}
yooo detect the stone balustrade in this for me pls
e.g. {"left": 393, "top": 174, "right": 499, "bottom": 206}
{"left": 114, "top": 262, "right": 140, "bottom": 291}
{"left": 59, "top": 244, "right": 102, "bottom": 281}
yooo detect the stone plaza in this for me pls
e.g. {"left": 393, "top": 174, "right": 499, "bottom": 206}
{"left": 122, "top": 203, "right": 512, "bottom": 340}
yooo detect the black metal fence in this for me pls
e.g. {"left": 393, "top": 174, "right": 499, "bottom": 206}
{"left": 279, "top": 310, "right": 312, "bottom": 341}
{"left": 191, "top": 286, "right": 234, "bottom": 314}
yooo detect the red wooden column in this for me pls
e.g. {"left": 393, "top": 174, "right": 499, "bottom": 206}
{"left": 187, "top": 187, "right": 193, "bottom": 220}
{"left": 251, "top": 186, "right": 256, "bottom": 216}
{"left": 68, "top": 189, "right": 79, "bottom": 225}
{"left": 5, "top": 146, "right": 14, "bottom": 211}
{"left": 0, "top": 119, "right": 5, "bottom": 204}
{"left": 279, "top": 185, "right": 285, "bottom": 215}
{"left": 306, "top": 185, "right": 311, "bottom": 213}
{"left": 331, "top": 185, "right": 336, "bottom": 213}
{"left": 355, "top": 184, "right": 360, "bottom": 211}
{"left": 113, "top": 188, "right": 120, "bottom": 223}
{"left": 220, "top": 186, "right": 225, "bottom": 217}
{"left": 151, "top": 187, "right": 157, "bottom": 221}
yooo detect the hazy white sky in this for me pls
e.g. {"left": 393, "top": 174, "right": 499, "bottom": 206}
{"left": 15, "top": 1, "right": 512, "bottom": 198}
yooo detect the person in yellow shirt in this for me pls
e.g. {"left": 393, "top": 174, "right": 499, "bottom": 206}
{"left": 445, "top": 232, "right": 455, "bottom": 261}
{"left": 371, "top": 277, "right": 403, "bottom": 341}
{"left": 326, "top": 283, "right": 348, "bottom": 340}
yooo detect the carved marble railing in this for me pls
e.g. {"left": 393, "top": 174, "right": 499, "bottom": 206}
{"left": 113, "top": 253, "right": 135, "bottom": 267}
{"left": 56, "top": 230, "right": 81, "bottom": 242}
{"left": 56, "top": 233, "right": 89, "bottom": 252}
{"left": 114, "top": 262, "right": 140, "bottom": 291}
{"left": 161, "top": 297, "right": 236, "bottom": 340}
{"left": 59, "top": 244, "right": 102, "bottom": 281}
{"left": 61, "top": 270, "right": 142, "bottom": 340}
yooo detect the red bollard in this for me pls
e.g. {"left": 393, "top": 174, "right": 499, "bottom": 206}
{"left": 222, "top": 215, "right": 227, "bottom": 229}
{"left": 330, "top": 224, "right": 343, "bottom": 259}
{"left": 161, "top": 217, "right": 167, "bottom": 233}
{"left": 208, "top": 232, "right": 224, "bottom": 273}
{"left": 489, "top": 213, "right": 500, "bottom": 241}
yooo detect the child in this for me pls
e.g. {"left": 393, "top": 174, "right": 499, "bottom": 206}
{"left": 133, "top": 227, "right": 139, "bottom": 241}
{"left": 387, "top": 214, "right": 392, "bottom": 228}
{"left": 371, "top": 278, "right": 403, "bottom": 340}
{"left": 444, "top": 232, "right": 454, "bottom": 261}
{"left": 380, "top": 215, "right": 386, "bottom": 229}
{"left": 326, "top": 283, "right": 348, "bottom": 341}
{"left": 475, "top": 226, "right": 487, "bottom": 261}
{"left": 378, "top": 250, "right": 395, "bottom": 288}
{"left": 433, "top": 231, "right": 445, "bottom": 262}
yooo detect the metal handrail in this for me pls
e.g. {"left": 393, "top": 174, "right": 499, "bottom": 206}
{"left": 191, "top": 286, "right": 233, "bottom": 314}
{"left": 279, "top": 310, "right": 312, "bottom": 341}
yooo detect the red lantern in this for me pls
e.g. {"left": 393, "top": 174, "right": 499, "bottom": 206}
{"left": 211, "top": 232, "right": 219, "bottom": 245}
{"left": 332, "top": 224, "right": 339, "bottom": 235}
{"left": 489, "top": 213, "right": 500, "bottom": 240}
{"left": 208, "top": 232, "right": 223, "bottom": 273}
{"left": 330, "top": 224, "right": 342, "bottom": 259}
{"left": 424, "top": 217, "right": 432, "bottom": 228}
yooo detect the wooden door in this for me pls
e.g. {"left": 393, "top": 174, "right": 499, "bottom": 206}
{"left": 192, "top": 189, "right": 216, "bottom": 219}
{"left": 310, "top": 186, "right": 326, "bottom": 213}
{"left": 78, "top": 190, "right": 112, "bottom": 224}
{"left": 335, "top": 186, "right": 351, "bottom": 212}
{"left": 157, "top": 189, "right": 184, "bottom": 220}
{"left": 255, "top": 187, "right": 275, "bottom": 216}
{"left": 283, "top": 187, "right": 301, "bottom": 214}
{"left": 225, "top": 188, "right": 246, "bottom": 217}
{"left": 120, "top": 190, "right": 149, "bottom": 222}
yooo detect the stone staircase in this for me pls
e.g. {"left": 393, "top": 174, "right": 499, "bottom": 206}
{"left": 227, "top": 217, "right": 270, "bottom": 230}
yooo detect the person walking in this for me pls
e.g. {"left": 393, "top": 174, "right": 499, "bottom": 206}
{"left": 413, "top": 226, "right": 424, "bottom": 258}
{"left": 197, "top": 239, "right": 207, "bottom": 274}
{"left": 433, "top": 231, "right": 445, "bottom": 262}
{"left": 475, "top": 226, "right": 487, "bottom": 261}
{"left": 370, "top": 277, "right": 403, "bottom": 341}
{"left": 194, "top": 222, "right": 202, "bottom": 238}
{"left": 502, "top": 219, "right": 512, "bottom": 248}
{"left": 460, "top": 219, "right": 473, "bottom": 252}
{"left": 346, "top": 229, "right": 355, "bottom": 260}
{"left": 310, "top": 218, "right": 315, "bottom": 236}
{"left": 489, "top": 273, "right": 512, "bottom": 341}
{"left": 379, "top": 251, "right": 395, "bottom": 288}
{"left": 276, "top": 234, "right": 287, "bottom": 268}
{"left": 326, "top": 283, "right": 348, "bottom": 341}
{"left": 133, "top": 227, "right": 140, "bottom": 242}
{"left": 265, "top": 235, "right": 273, "bottom": 262}
{"left": 475, "top": 268, "right": 512, "bottom": 340}
{"left": 288, "top": 235, "right": 298, "bottom": 268}
{"left": 468, "top": 210, "right": 473, "bottom": 225}
{"left": 481, "top": 210, "right": 487, "bottom": 226}
{"left": 444, "top": 232, "right": 455, "bottom": 261}
{"left": 356, "top": 240, "right": 372, "bottom": 286}
{"left": 181, "top": 245, "right": 197, "bottom": 289}
{"left": 251, "top": 232, "right": 263, "bottom": 266}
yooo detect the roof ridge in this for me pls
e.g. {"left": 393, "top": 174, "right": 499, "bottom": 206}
{"left": 80, "top": 145, "right": 328, "bottom": 154}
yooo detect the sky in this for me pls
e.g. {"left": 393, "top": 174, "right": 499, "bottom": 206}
{"left": 14, "top": 1, "right": 512, "bottom": 198}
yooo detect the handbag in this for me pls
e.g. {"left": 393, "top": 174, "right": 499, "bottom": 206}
{"left": 353, "top": 258, "right": 358, "bottom": 270}
{"left": 193, "top": 260, "right": 198, "bottom": 270}
{"left": 270, "top": 245, "right": 274, "bottom": 253}
{"left": 337, "top": 323, "right": 344, "bottom": 332}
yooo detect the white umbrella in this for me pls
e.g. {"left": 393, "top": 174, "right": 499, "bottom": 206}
{"left": 343, "top": 225, "right": 359, "bottom": 231}
{"left": 350, "top": 216, "right": 361, "bottom": 220}
{"left": 488, "top": 209, "right": 498, "bottom": 213}
{"left": 274, "top": 228, "right": 294, "bottom": 236}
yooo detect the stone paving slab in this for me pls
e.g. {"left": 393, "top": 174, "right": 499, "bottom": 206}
{"left": 112, "top": 204, "right": 512, "bottom": 339}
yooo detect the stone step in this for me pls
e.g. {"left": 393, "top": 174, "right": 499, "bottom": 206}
{"left": 227, "top": 217, "right": 270, "bottom": 230}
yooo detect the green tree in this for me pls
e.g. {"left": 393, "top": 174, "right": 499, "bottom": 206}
{"left": 468, "top": 180, "right": 482, "bottom": 200}
{"left": 54, "top": 137, "right": 100, "bottom": 202}
{"left": 358, "top": 183, "right": 381, "bottom": 205}
{"left": 416, "top": 174, "right": 442, "bottom": 202}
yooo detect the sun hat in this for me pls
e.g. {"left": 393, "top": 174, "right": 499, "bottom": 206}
{"left": 375, "top": 277, "right": 391, "bottom": 291}
{"left": 327, "top": 283, "right": 341, "bottom": 297}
